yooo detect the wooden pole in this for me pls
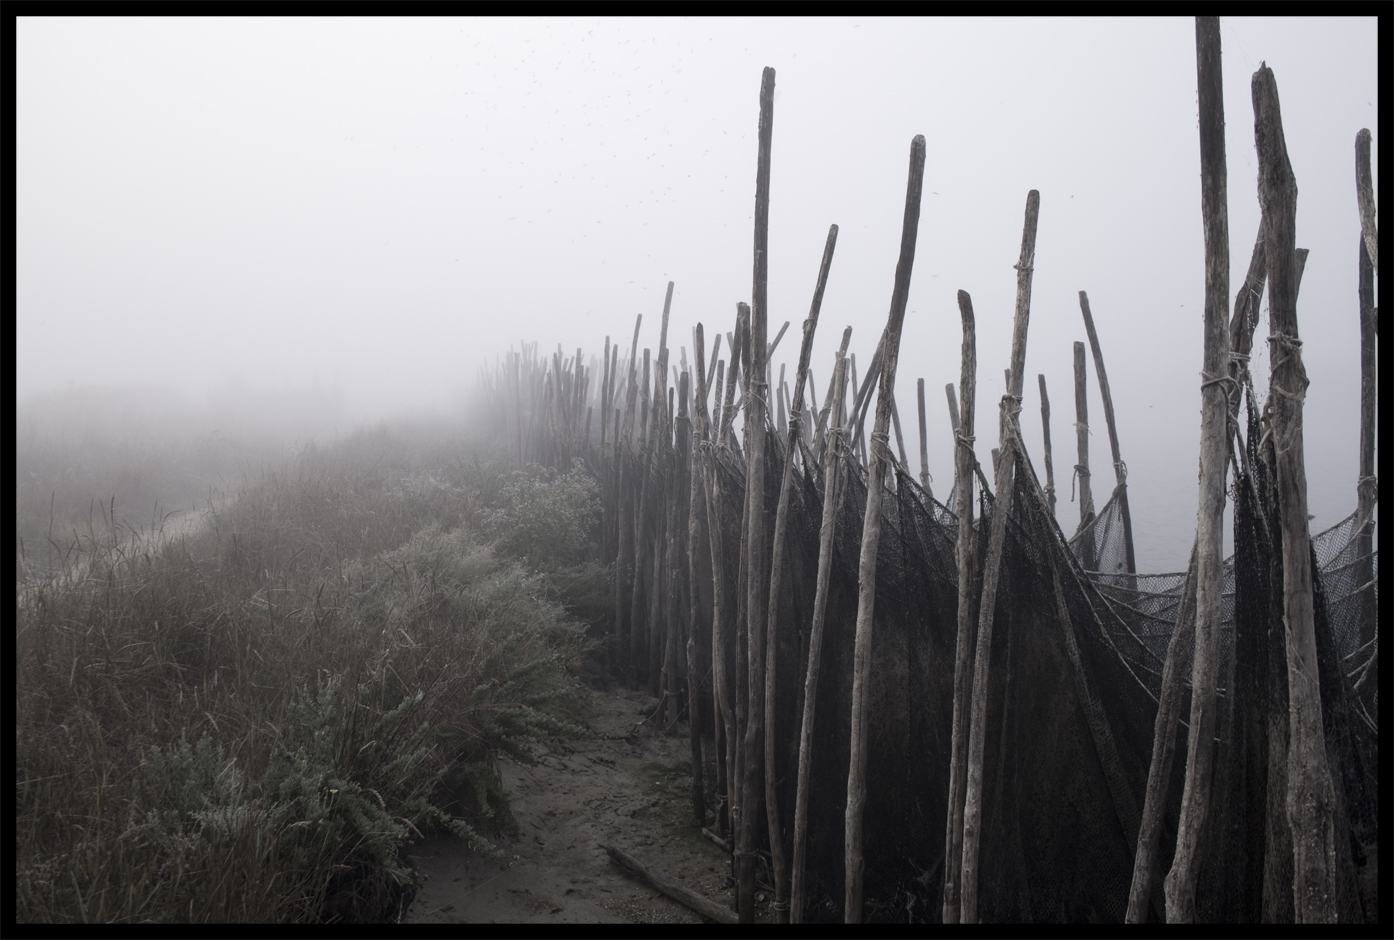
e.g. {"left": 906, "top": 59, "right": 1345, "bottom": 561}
{"left": 736, "top": 66, "right": 777, "bottom": 926}
{"left": 615, "top": 315, "right": 643, "bottom": 680}
{"left": 696, "top": 322, "right": 737, "bottom": 842}
{"left": 1078, "top": 291, "right": 1135, "bottom": 573}
{"left": 959, "top": 190, "right": 1040, "bottom": 924}
{"left": 684, "top": 363, "right": 709, "bottom": 828}
{"left": 941, "top": 290, "right": 978, "bottom": 923}
{"left": 945, "top": 383, "right": 962, "bottom": 506}
{"left": 890, "top": 395, "right": 911, "bottom": 475}
{"left": 763, "top": 222, "right": 837, "bottom": 923}
{"left": 1072, "top": 341, "right": 1095, "bottom": 540}
{"left": 1164, "top": 21, "right": 1232, "bottom": 920}
{"left": 790, "top": 347, "right": 848, "bottom": 924}
{"left": 1253, "top": 60, "right": 1338, "bottom": 924}
{"left": 917, "top": 378, "right": 931, "bottom": 493}
{"left": 1355, "top": 128, "right": 1378, "bottom": 275}
{"left": 1355, "top": 234, "right": 1376, "bottom": 644}
{"left": 605, "top": 845, "right": 738, "bottom": 924}
{"left": 844, "top": 134, "right": 926, "bottom": 924}
{"left": 1127, "top": 544, "right": 1199, "bottom": 922}
{"left": 1038, "top": 374, "right": 1057, "bottom": 519}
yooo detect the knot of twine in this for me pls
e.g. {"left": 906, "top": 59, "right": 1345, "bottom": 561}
{"left": 1200, "top": 370, "right": 1239, "bottom": 406}
{"left": 772, "top": 900, "right": 791, "bottom": 912}
{"left": 1071, "top": 464, "right": 1090, "bottom": 502}
{"left": 1229, "top": 351, "right": 1251, "bottom": 365}
{"left": 955, "top": 431, "right": 976, "bottom": 450}
{"left": 1074, "top": 421, "right": 1091, "bottom": 435}
{"left": 1357, "top": 474, "right": 1378, "bottom": 499}
{"left": 1014, "top": 261, "right": 1035, "bottom": 275}
{"left": 1114, "top": 459, "right": 1128, "bottom": 482}
{"left": 1001, "top": 394, "right": 1023, "bottom": 418}
{"left": 1267, "top": 331, "right": 1309, "bottom": 400}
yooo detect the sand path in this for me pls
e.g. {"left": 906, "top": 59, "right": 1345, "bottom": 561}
{"left": 406, "top": 685, "right": 770, "bottom": 924}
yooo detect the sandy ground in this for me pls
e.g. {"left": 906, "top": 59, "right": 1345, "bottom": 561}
{"left": 405, "top": 685, "right": 774, "bottom": 924}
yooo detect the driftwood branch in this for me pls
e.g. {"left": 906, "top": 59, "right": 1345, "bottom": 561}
{"left": 604, "top": 845, "right": 738, "bottom": 924}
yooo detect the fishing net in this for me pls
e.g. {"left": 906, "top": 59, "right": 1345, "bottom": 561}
{"left": 675, "top": 385, "right": 1376, "bottom": 923}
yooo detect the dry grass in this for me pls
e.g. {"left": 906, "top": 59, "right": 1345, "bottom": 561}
{"left": 16, "top": 425, "right": 606, "bottom": 923}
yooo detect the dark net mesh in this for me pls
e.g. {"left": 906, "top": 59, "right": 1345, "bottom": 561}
{"left": 589, "top": 373, "right": 1376, "bottom": 923}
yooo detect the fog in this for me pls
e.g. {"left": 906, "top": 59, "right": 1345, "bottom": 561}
{"left": 16, "top": 16, "right": 1377, "bottom": 572}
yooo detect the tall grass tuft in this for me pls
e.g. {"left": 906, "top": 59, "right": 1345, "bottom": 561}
{"left": 16, "top": 427, "right": 604, "bottom": 923}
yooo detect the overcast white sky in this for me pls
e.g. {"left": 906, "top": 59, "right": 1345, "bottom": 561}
{"left": 16, "top": 16, "right": 1377, "bottom": 571}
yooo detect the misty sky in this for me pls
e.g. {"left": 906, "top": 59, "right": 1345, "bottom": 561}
{"left": 16, "top": 16, "right": 1377, "bottom": 571}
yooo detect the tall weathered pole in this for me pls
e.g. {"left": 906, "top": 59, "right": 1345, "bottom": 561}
{"left": 737, "top": 67, "right": 776, "bottom": 924}
{"left": 1253, "top": 60, "right": 1338, "bottom": 924}
{"left": 790, "top": 330, "right": 851, "bottom": 924}
{"left": 1355, "top": 234, "right": 1376, "bottom": 646}
{"left": 844, "top": 134, "right": 926, "bottom": 923}
{"left": 959, "top": 189, "right": 1040, "bottom": 924}
{"left": 764, "top": 222, "right": 837, "bottom": 923}
{"left": 1164, "top": 20, "right": 1232, "bottom": 921}
{"left": 941, "top": 290, "right": 978, "bottom": 923}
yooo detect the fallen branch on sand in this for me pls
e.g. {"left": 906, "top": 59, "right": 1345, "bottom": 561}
{"left": 603, "top": 844, "right": 738, "bottom": 924}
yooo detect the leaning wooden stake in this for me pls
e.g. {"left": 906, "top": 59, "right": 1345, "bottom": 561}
{"left": 737, "top": 66, "right": 776, "bottom": 925}
{"left": 763, "top": 222, "right": 838, "bottom": 923}
{"left": 1072, "top": 341, "right": 1095, "bottom": 539}
{"left": 1038, "top": 374, "right": 1056, "bottom": 519}
{"left": 1078, "top": 291, "right": 1136, "bottom": 575}
{"left": 917, "top": 378, "right": 931, "bottom": 492}
{"left": 1127, "top": 543, "right": 1200, "bottom": 922}
{"left": 604, "top": 845, "right": 738, "bottom": 924}
{"left": 1164, "top": 19, "right": 1232, "bottom": 922}
{"left": 959, "top": 189, "right": 1040, "bottom": 924}
{"left": 844, "top": 134, "right": 926, "bottom": 924}
{"left": 790, "top": 335, "right": 850, "bottom": 924}
{"left": 1253, "top": 60, "right": 1338, "bottom": 924}
{"left": 941, "top": 290, "right": 978, "bottom": 924}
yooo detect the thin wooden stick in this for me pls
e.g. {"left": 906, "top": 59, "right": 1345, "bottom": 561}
{"left": 1037, "top": 374, "right": 1056, "bottom": 518}
{"left": 790, "top": 347, "right": 848, "bottom": 924}
{"left": 845, "top": 134, "right": 926, "bottom": 924}
{"left": 1253, "top": 59, "right": 1337, "bottom": 924}
{"left": 605, "top": 845, "right": 738, "bottom": 924}
{"left": 917, "top": 378, "right": 931, "bottom": 493}
{"left": 684, "top": 365, "right": 709, "bottom": 829}
{"left": 941, "top": 290, "right": 977, "bottom": 924}
{"left": 1072, "top": 341, "right": 1095, "bottom": 540}
{"left": 736, "top": 66, "right": 777, "bottom": 926}
{"left": 1127, "top": 543, "right": 1199, "bottom": 922}
{"left": 960, "top": 189, "right": 1040, "bottom": 924}
{"left": 768, "top": 319, "right": 791, "bottom": 360}
{"left": 1078, "top": 291, "right": 1135, "bottom": 573}
{"left": 763, "top": 222, "right": 837, "bottom": 923}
